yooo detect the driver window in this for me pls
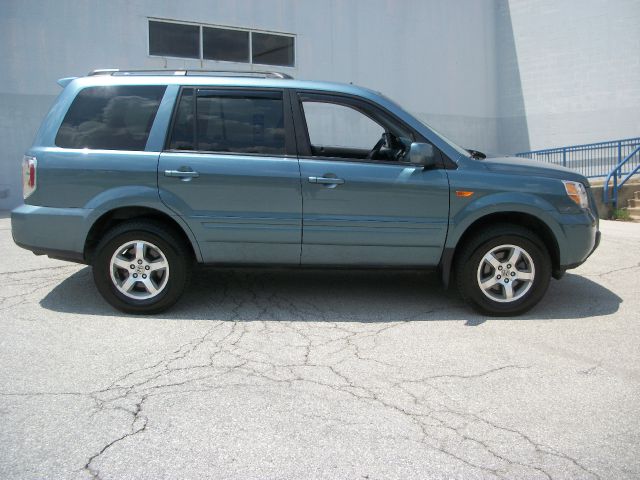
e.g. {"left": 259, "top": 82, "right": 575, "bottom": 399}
{"left": 302, "top": 101, "right": 384, "bottom": 157}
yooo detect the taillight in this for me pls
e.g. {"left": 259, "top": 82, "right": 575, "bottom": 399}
{"left": 22, "top": 155, "right": 37, "bottom": 199}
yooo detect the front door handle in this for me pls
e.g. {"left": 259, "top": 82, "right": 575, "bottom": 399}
{"left": 308, "top": 176, "right": 345, "bottom": 185}
{"left": 164, "top": 169, "right": 200, "bottom": 180}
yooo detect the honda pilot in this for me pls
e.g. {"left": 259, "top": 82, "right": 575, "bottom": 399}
{"left": 11, "top": 69, "right": 600, "bottom": 315}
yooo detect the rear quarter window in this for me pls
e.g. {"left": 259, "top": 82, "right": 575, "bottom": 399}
{"left": 55, "top": 85, "right": 167, "bottom": 150}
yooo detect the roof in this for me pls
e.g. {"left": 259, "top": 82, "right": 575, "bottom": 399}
{"left": 71, "top": 68, "right": 372, "bottom": 97}
{"left": 88, "top": 68, "right": 295, "bottom": 79}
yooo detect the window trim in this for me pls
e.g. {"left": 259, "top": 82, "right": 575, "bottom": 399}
{"left": 163, "top": 86, "right": 297, "bottom": 157}
{"left": 147, "top": 18, "right": 296, "bottom": 68}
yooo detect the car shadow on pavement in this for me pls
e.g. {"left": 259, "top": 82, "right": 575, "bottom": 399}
{"left": 40, "top": 266, "right": 622, "bottom": 325}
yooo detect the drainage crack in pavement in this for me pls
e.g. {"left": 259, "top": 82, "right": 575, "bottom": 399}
{"left": 2, "top": 283, "right": 601, "bottom": 479}
{"left": 3, "top": 302, "right": 598, "bottom": 479}
{"left": 2, "top": 246, "right": 632, "bottom": 478}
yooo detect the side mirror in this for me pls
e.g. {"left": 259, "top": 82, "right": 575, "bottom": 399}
{"left": 408, "top": 142, "right": 437, "bottom": 168}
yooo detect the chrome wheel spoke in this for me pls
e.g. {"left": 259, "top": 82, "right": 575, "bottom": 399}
{"left": 482, "top": 252, "right": 501, "bottom": 270}
{"left": 517, "top": 271, "right": 534, "bottom": 281}
{"left": 134, "top": 242, "right": 145, "bottom": 261}
{"left": 120, "top": 275, "right": 137, "bottom": 293}
{"left": 480, "top": 277, "right": 500, "bottom": 290}
{"left": 113, "top": 257, "right": 131, "bottom": 270}
{"left": 503, "top": 282, "right": 514, "bottom": 300}
{"left": 142, "top": 278, "right": 158, "bottom": 295}
{"left": 148, "top": 260, "right": 168, "bottom": 272}
{"left": 506, "top": 247, "right": 522, "bottom": 267}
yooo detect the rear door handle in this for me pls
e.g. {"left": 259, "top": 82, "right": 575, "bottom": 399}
{"left": 164, "top": 169, "right": 200, "bottom": 180}
{"left": 308, "top": 176, "right": 345, "bottom": 185}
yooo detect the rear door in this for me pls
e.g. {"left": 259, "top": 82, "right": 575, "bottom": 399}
{"left": 158, "top": 87, "right": 302, "bottom": 264}
{"left": 293, "top": 92, "right": 450, "bottom": 266}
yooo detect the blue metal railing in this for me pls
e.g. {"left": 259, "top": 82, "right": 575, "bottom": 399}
{"left": 516, "top": 137, "right": 640, "bottom": 178}
{"left": 602, "top": 145, "right": 640, "bottom": 207}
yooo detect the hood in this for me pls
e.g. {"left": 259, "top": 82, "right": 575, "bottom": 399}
{"left": 480, "top": 156, "right": 588, "bottom": 184}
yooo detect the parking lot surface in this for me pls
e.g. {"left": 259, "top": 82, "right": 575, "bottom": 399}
{"left": 0, "top": 215, "right": 639, "bottom": 479}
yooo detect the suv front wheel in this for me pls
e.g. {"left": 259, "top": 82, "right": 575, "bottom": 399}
{"left": 455, "top": 225, "right": 551, "bottom": 316}
{"left": 92, "top": 220, "right": 191, "bottom": 314}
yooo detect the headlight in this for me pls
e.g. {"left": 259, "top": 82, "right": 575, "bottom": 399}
{"left": 562, "top": 180, "right": 589, "bottom": 209}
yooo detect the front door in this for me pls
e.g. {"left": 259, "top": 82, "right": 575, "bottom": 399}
{"left": 294, "top": 92, "right": 450, "bottom": 266}
{"left": 158, "top": 87, "right": 301, "bottom": 264}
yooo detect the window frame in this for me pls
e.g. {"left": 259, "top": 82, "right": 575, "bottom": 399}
{"left": 147, "top": 18, "right": 296, "bottom": 68}
{"left": 290, "top": 90, "right": 436, "bottom": 166}
{"left": 164, "top": 86, "right": 297, "bottom": 157}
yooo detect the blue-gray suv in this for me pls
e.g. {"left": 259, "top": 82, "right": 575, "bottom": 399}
{"left": 11, "top": 69, "right": 600, "bottom": 315}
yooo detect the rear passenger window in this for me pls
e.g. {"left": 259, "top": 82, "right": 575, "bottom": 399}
{"left": 167, "top": 89, "right": 285, "bottom": 155}
{"left": 167, "top": 89, "right": 195, "bottom": 150}
{"left": 55, "top": 86, "right": 166, "bottom": 150}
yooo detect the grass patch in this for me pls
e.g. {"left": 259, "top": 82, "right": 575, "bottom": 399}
{"left": 611, "top": 208, "right": 632, "bottom": 221}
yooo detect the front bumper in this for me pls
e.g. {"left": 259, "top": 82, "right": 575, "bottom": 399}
{"left": 11, "top": 204, "right": 91, "bottom": 263}
{"left": 557, "top": 207, "right": 600, "bottom": 270}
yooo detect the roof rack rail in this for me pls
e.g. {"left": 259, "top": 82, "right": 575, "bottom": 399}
{"left": 87, "top": 69, "right": 293, "bottom": 79}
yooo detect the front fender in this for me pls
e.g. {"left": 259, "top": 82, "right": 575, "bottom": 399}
{"left": 440, "top": 192, "right": 566, "bottom": 287}
{"left": 446, "top": 192, "right": 563, "bottom": 250}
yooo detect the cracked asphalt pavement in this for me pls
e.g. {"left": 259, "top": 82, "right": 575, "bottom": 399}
{"left": 1, "top": 215, "right": 639, "bottom": 479}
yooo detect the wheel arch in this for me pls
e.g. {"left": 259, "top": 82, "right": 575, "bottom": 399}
{"left": 440, "top": 211, "right": 561, "bottom": 287}
{"left": 84, "top": 206, "right": 202, "bottom": 263}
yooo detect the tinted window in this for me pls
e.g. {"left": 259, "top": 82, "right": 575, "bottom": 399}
{"left": 251, "top": 32, "right": 294, "bottom": 67}
{"left": 196, "top": 91, "right": 285, "bottom": 154}
{"left": 55, "top": 86, "right": 166, "bottom": 150}
{"left": 203, "top": 27, "right": 249, "bottom": 63}
{"left": 168, "top": 90, "right": 285, "bottom": 154}
{"left": 149, "top": 21, "right": 200, "bottom": 59}
{"left": 167, "top": 89, "right": 195, "bottom": 150}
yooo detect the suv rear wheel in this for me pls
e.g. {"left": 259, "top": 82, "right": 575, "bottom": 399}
{"left": 92, "top": 220, "right": 191, "bottom": 314}
{"left": 455, "top": 225, "right": 551, "bottom": 316}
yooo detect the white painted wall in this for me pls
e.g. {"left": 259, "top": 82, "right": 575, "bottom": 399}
{"left": 0, "top": 0, "right": 499, "bottom": 210}
{"left": 496, "top": 0, "right": 640, "bottom": 152}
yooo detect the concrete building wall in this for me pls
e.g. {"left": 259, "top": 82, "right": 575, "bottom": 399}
{"left": 0, "top": 0, "right": 499, "bottom": 210}
{"left": 496, "top": 0, "right": 640, "bottom": 152}
{"left": 1, "top": 0, "right": 639, "bottom": 210}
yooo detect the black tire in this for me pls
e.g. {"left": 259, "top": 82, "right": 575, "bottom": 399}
{"left": 92, "top": 220, "right": 192, "bottom": 314}
{"left": 455, "top": 224, "right": 551, "bottom": 316}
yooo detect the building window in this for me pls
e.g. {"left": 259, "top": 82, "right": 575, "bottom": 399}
{"left": 148, "top": 19, "right": 295, "bottom": 67}
{"left": 251, "top": 32, "right": 295, "bottom": 67}
{"left": 148, "top": 21, "right": 200, "bottom": 59}
{"left": 203, "top": 27, "right": 249, "bottom": 63}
